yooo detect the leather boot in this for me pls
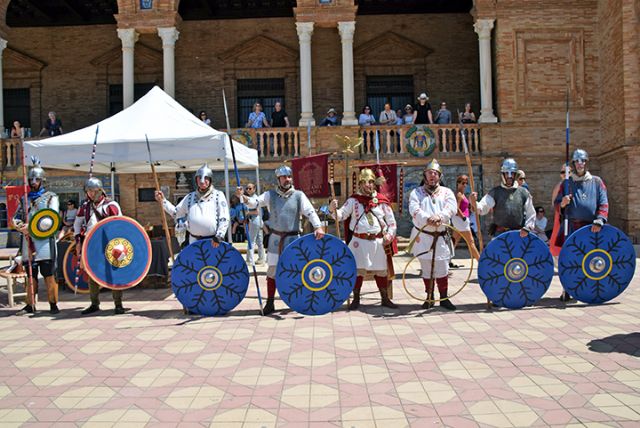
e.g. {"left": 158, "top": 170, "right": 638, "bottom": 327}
{"left": 375, "top": 276, "right": 397, "bottom": 308}
{"left": 349, "top": 287, "right": 361, "bottom": 310}
{"left": 422, "top": 278, "right": 434, "bottom": 309}
{"left": 49, "top": 302, "right": 60, "bottom": 314}
{"left": 263, "top": 298, "right": 275, "bottom": 315}
{"left": 81, "top": 305, "right": 100, "bottom": 315}
{"left": 379, "top": 287, "right": 398, "bottom": 308}
{"left": 114, "top": 304, "right": 125, "bottom": 315}
{"left": 422, "top": 292, "right": 435, "bottom": 310}
{"left": 439, "top": 290, "right": 457, "bottom": 311}
{"left": 16, "top": 304, "right": 34, "bottom": 316}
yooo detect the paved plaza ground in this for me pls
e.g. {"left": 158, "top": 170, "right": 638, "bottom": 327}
{"left": 0, "top": 253, "right": 639, "bottom": 427}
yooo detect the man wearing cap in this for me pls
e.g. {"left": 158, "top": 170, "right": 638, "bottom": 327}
{"left": 412, "top": 93, "right": 433, "bottom": 125}
{"left": 409, "top": 159, "right": 458, "bottom": 310}
{"left": 330, "top": 168, "right": 398, "bottom": 310}
{"left": 554, "top": 149, "right": 609, "bottom": 301}
{"left": 13, "top": 158, "right": 60, "bottom": 315}
{"left": 236, "top": 165, "right": 324, "bottom": 315}
{"left": 319, "top": 108, "right": 340, "bottom": 126}
{"left": 155, "top": 163, "right": 230, "bottom": 246}
{"left": 74, "top": 177, "right": 125, "bottom": 315}
{"left": 470, "top": 158, "right": 536, "bottom": 239}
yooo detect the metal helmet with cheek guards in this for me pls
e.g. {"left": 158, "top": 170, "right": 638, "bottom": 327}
{"left": 275, "top": 165, "right": 292, "bottom": 177}
{"left": 194, "top": 163, "right": 214, "bottom": 187}
{"left": 425, "top": 159, "right": 443, "bottom": 176}
{"left": 500, "top": 158, "right": 518, "bottom": 174}
{"left": 85, "top": 177, "right": 104, "bottom": 193}
{"left": 358, "top": 168, "right": 376, "bottom": 183}
{"left": 28, "top": 156, "right": 46, "bottom": 182}
{"left": 572, "top": 149, "right": 589, "bottom": 163}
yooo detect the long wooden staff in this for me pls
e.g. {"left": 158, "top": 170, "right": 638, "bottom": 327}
{"left": 328, "top": 159, "right": 341, "bottom": 239}
{"left": 561, "top": 90, "right": 571, "bottom": 301}
{"left": 145, "top": 135, "right": 174, "bottom": 265}
{"left": 458, "top": 115, "right": 483, "bottom": 253}
{"left": 458, "top": 114, "right": 489, "bottom": 309}
{"left": 73, "top": 125, "right": 99, "bottom": 294}
{"left": 19, "top": 143, "right": 35, "bottom": 310}
{"left": 222, "top": 89, "right": 264, "bottom": 315}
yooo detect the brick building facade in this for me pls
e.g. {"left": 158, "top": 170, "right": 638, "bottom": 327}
{"left": 0, "top": 0, "right": 638, "bottom": 241}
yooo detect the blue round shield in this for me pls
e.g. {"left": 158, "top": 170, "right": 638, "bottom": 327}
{"left": 559, "top": 224, "right": 636, "bottom": 304}
{"left": 62, "top": 243, "right": 89, "bottom": 294}
{"left": 171, "top": 240, "right": 249, "bottom": 316}
{"left": 275, "top": 234, "right": 357, "bottom": 316}
{"left": 478, "top": 231, "right": 554, "bottom": 309}
{"left": 82, "top": 216, "right": 152, "bottom": 290}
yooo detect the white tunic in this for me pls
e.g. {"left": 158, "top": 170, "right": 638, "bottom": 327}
{"left": 409, "top": 186, "right": 457, "bottom": 261}
{"left": 335, "top": 196, "right": 396, "bottom": 271}
{"left": 162, "top": 189, "right": 230, "bottom": 243}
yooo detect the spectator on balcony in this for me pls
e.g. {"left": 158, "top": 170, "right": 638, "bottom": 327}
{"left": 459, "top": 102, "right": 476, "bottom": 123}
{"left": 319, "top": 108, "right": 340, "bottom": 126}
{"left": 413, "top": 93, "right": 433, "bottom": 125}
{"left": 10, "top": 120, "right": 24, "bottom": 138}
{"left": 358, "top": 105, "right": 376, "bottom": 126}
{"left": 378, "top": 103, "right": 397, "bottom": 127}
{"left": 395, "top": 109, "right": 404, "bottom": 125}
{"left": 246, "top": 102, "right": 270, "bottom": 128}
{"left": 199, "top": 110, "right": 211, "bottom": 126}
{"left": 434, "top": 101, "right": 452, "bottom": 124}
{"left": 39, "top": 111, "right": 63, "bottom": 137}
{"left": 403, "top": 105, "right": 415, "bottom": 124}
{"left": 270, "top": 102, "right": 290, "bottom": 128}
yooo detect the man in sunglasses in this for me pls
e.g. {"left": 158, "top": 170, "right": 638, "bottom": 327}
{"left": 470, "top": 158, "right": 536, "bottom": 239}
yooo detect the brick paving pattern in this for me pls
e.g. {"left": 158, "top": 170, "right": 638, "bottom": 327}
{"left": 0, "top": 255, "right": 638, "bottom": 427}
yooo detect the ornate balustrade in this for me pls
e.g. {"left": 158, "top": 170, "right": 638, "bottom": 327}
{"left": 226, "top": 127, "right": 301, "bottom": 159}
{"left": 0, "top": 138, "right": 22, "bottom": 169}
{"left": 226, "top": 124, "right": 480, "bottom": 161}
{"left": 359, "top": 124, "right": 481, "bottom": 156}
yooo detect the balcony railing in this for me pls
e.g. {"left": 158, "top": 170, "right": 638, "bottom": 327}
{"left": 227, "top": 124, "right": 481, "bottom": 160}
{"left": 1, "top": 138, "right": 22, "bottom": 169}
{"left": 359, "top": 124, "right": 481, "bottom": 156}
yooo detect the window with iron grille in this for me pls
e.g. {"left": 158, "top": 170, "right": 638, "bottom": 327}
{"left": 108, "top": 83, "right": 155, "bottom": 116}
{"left": 365, "top": 75, "right": 414, "bottom": 118}
{"left": 3, "top": 88, "right": 31, "bottom": 129}
{"left": 237, "top": 78, "right": 285, "bottom": 127}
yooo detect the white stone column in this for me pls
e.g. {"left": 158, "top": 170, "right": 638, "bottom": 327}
{"left": 117, "top": 28, "right": 139, "bottom": 109}
{"left": 338, "top": 21, "right": 357, "bottom": 126}
{"left": 474, "top": 19, "right": 498, "bottom": 123}
{"left": 0, "top": 38, "right": 7, "bottom": 132}
{"left": 158, "top": 27, "right": 180, "bottom": 98}
{"left": 296, "top": 22, "right": 315, "bottom": 126}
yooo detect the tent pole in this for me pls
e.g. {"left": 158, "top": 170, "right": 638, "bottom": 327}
{"left": 224, "top": 157, "right": 232, "bottom": 243}
{"left": 110, "top": 163, "right": 115, "bottom": 199}
{"left": 255, "top": 166, "right": 261, "bottom": 193}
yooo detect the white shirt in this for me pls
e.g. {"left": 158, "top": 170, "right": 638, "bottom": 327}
{"left": 162, "top": 189, "right": 230, "bottom": 239}
{"left": 335, "top": 196, "right": 396, "bottom": 238}
{"left": 409, "top": 185, "right": 457, "bottom": 260}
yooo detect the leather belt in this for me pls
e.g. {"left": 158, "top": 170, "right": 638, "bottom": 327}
{"left": 268, "top": 228, "right": 299, "bottom": 255}
{"left": 190, "top": 233, "right": 217, "bottom": 240}
{"left": 414, "top": 227, "right": 447, "bottom": 238}
{"left": 352, "top": 232, "right": 383, "bottom": 240}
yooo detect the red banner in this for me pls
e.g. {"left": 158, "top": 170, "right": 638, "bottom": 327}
{"left": 5, "top": 185, "right": 26, "bottom": 229}
{"left": 358, "top": 163, "right": 398, "bottom": 204}
{"left": 292, "top": 153, "right": 330, "bottom": 198}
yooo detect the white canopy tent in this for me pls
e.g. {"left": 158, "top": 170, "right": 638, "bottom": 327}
{"left": 23, "top": 86, "right": 258, "bottom": 173}
{"left": 23, "top": 86, "right": 260, "bottom": 240}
